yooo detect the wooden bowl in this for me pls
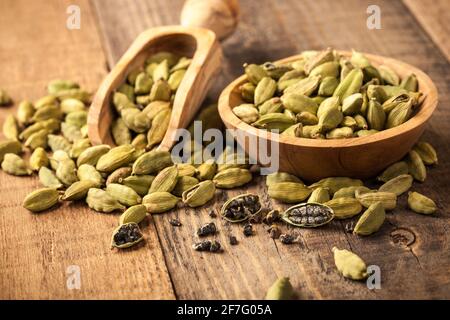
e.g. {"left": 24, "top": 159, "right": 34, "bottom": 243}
{"left": 218, "top": 51, "right": 438, "bottom": 182}
{"left": 88, "top": 25, "right": 222, "bottom": 150}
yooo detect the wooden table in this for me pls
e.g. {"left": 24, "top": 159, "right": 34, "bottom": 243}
{"left": 1, "top": 0, "right": 449, "bottom": 299}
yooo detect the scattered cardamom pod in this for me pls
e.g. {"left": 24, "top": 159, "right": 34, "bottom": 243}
{"left": 407, "top": 192, "right": 437, "bottom": 215}
{"left": 265, "top": 277, "right": 294, "bottom": 300}
{"left": 332, "top": 247, "right": 368, "bottom": 280}
{"left": 353, "top": 202, "right": 385, "bottom": 236}
{"left": 23, "top": 188, "right": 60, "bottom": 212}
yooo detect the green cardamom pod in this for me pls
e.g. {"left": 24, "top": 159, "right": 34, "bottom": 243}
{"left": 135, "top": 72, "right": 154, "bottom": 94}
{"left": 31, "top": 104, "right": 63, "bottom": 122}
{"left": 119, "top": 204, "right": 148, "bottom": 225}
{"left": 268, "top": 182, "right": 312, "bottom": 203}
{"left": 24, "top": 129, "right": 49, "bottom": 150}
{"left": 62, "top": 180, "right": 100, "bottom": 201}
{"left": 326, "top": 127, "right": 353, "bottom": 139}
{"left": 356, "top": 191, "right": 397, "bottom": 210}
{"left": 48, "top": 134, "right": 72, "bottom": 153}
{"left": 29, "top": 147, "right": 49, "bottom": 171}
{"left": 69, "top": 138, "right": 91, "bottom": 159}
{"left": 400, "top": 73, "right": 418, "bottom": 92}
{"left": 65, "top": 110, "right": 87, "bottom": 128}
{"left": 309, "top": 61, "right": 339, "bottom": 78}
{"left": 47, "top": 79, "right": 79, "bottom": 95}
{"left": 317, "top": 104, "right": 343, "bottom": 132}
{"left": 195, "top": 160, "right": 217, "bottom": 181}
{"left": 131, "top": 134, "right": 148, "bottom": 151}
{"left": 16, "top": 100, "right": 35, "bottom": 125}
{"left": 168, "top": 69, "right": 186, "bottom": 91}
{"left": 132, "top": 150, "right": 173, "bottom": 176}
{"left": 307, "top": 187, "right": 330, "bottom": 203}
{"left": 239, "top": 82, "right": 256, "bottom": 103}
{"left": 377, "top": 161, "right": 409, "bottom": 182}
{"left": 281, "top": 93, "right": 318, "bottom": 114}
{"left": 353, "top": 202, "right": 385, "bottom": 236}
{"left": 366, "top": 98, "right": 386, "bottom": 131}
{"left": 0, "top": 89, "right": 13, "bottom": 106}
{"left": 233, "top": 104, "right": 260, "bottom": 124}
{"left": 0, "top": 140, "right": 22, "bottom": 162}
{"left": 354, "top": 114, "right": 368, "bottom": 130}
{"left": 86, "top": 188, "right": 125, "bottom": 213}
{"left": 296, "top": 111, "right": 318, "bottom": 125}
{"left": 413, "top": 141, "right": 437, "bottom": 165}
{"left": 1, "top": 153, "right": 31, "bottom": 175}
{"left": 381, "top": 93, "right": 410, "bottom": 114}
{"left": 266, "top": 172, "right": 303, "bottom": 187}
{"left": 152, "top": 60, "right": 169, "bottom": 82}
{"left": 265, "top": 277, "right": 294, "bottom": 300}
{"left": 252, "top": 113, "right": 295, "bottom": 132}
{"left": 77, "top": 144, "right": 111, "bottom": 167}
{"left": 407, "top": 150, "right": 426, "bottom": 182}
{"left": 149, "top": 79, "right": 171, "bottom": 102}
{"left": 333, "top": 68, "right": 364, "bottom": 102}
{"left": 148, "top": 165, "right": 179, "bottom": 194}
{"left": 318, "top": 76, "right": 339, "bottom": 96}
{"left": 61, "top": 122, "right": 82, "bottom": 142}
{"left": 309, "top": 177, "right": 364, "bottom": 195}
{"left": 34, "top": 95, "right": 57, "bottom": 109}
{"left": 378, "top": 65, "right": 399, "bottom": 86}
{"left": 407, "top": 191, "right": 436, "bottom": 215}
{"left": 121, "top": 175, "right": 154, "bottom": 196}
{"left": 379, "top": 174, "right": 413, "bottom": 196}
{"left": 182, "top": 180, "right": 216, "bottom": 207}
{"left": 39, "top": 167, "right": 63, "bottom": 189}
{"left": 254, "top": 77, "right": 277, "bottom": 106}
{"left": 342, "top": 93, "right": 363, "bottom": 115}
{"left": 106, "top": 167, "right": 132, "bottom": 185}
{"left": 244, "top": 63, "right": 268, "bottom": 85}
{"left": 284, "top": 75, "right": 321, "bottom": 97}
{"left": 385, "top": 98, "right": 413, "bottom": 129}
{"left": 147, "top": 108, "right": 171, "bottom": 149}
{"left": 172, "top": 176, "right": 199, "bottom": 197}
{"left": 325, "top": 197, "right": 362, "bottom": 219}
{"left": 111, "top": 222, "right": 144, "bottom": 249}
{"left": 23, "top": 188, "right": 60, "bottom": 212}
{"left": 106, "top": 183, "right": 142, "bottom": 207}
{"left": 142, "top": 191, "right": 179, "bottom": 213}
{"left": 258, "top": 97, "right": 283, "bottom": 115}
{"left": 333, "top": 186, "right": 371, "bottom": 199}
{"left": 281, "top": 123, "right": 303, "bottom": 137}
{"left": 3, "top": 114, "right": 19, "bottom": 140}
{"left": 304, "top": 48, "right": 334, "bottom": 74}
{"left": 60, "top": 98, "right": 86, "bottom": 114}
{"left": 56, "top": 159, "right": 78, "bottom": 186}
{"left": 77, "top": 164, "right": 104, "bottom": 186}
{"left": 213, "top": 168, "right": 252, "bottom": 189}
{"left": 332, "top": 247, "right": 368, "bottom": 280}
{"left": 96, "top": 144, "right": 135, "bottom": 173}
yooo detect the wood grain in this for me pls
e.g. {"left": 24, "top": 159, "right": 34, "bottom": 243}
{"left": 92, "top": 0, "right": 450, "bottom": 299}
{"left": 0, "top": 0, "right": 175, "bottom": 299}
{"left": 403, "top": 0, "right": 450, "bottom": 62}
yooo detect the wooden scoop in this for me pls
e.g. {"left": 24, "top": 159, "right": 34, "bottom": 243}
{"left": 88, "top": 25, "right": 222, "bottom": 150}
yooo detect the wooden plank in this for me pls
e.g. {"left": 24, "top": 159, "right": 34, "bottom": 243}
{"left": 0, "top": 0, "right": 175, "bottom": 299}
{"left": 92, "top": 0, "right": 450, "bottom": 299}
{"left": 403, "top": 0, "right": 450, "bottom": 62}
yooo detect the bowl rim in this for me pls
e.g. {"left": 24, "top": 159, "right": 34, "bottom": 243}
{"left": 218, "top": 50, "right": 438, "bottom": 149}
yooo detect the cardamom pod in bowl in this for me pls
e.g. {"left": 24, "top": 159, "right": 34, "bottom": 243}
{"left": 218, "top": 49, "right": 438, "bottom": 181}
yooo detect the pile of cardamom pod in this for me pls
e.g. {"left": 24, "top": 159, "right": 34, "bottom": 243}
{"left": 265, "top": 138, "right": 437, "bottom": 231}
{"left": 111, "top": 52, "right": 190, "bottom": 149}
{"left": 234, "top": 48, "right": 422, "bottom": 139}
{"left": 0, "top": 77, "right": 253, "bottom": 249}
